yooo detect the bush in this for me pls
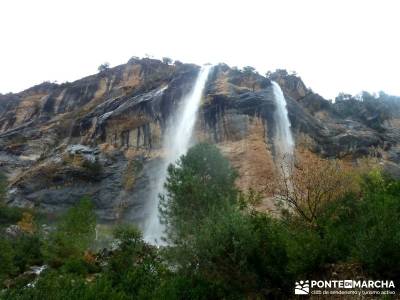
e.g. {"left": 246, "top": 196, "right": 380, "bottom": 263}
{"left": 44, "top": 196, "right": 96, "bottom": 266}
{"left": 283, "top": 193, "right": 360, "bottom": 277}
{"left": 282, "top": 170, "right": 400, "bottom": 280}
{"left": 0, "top": 237, "right": 16, "bottom": 283}
{"left": 352, "top": 172, "right": 400, "bottom": 279}
{"left": 154, "top": 272, "right": 222, "bottom": 300}
{"left": 82, "top": 160, "right": 103, "bottom": 179}
{"left": 60, "top": 257, "right": 97, "bottom": 276}
{"left": 0, "top": 206, "right": 23, "bottom": 227}
{"left": 193, "top": 211, "right": 292, "bottom": 298}
{"left": 12, "top": 234, "right": 43, "bottom": 274}
{"left": 102, "top": 225, "right": 167, "bottom": 299}
{"left": 3, "top": 145, "right": 400, "bottom": 298}
{"left": 160, "top": 143, "right": 293, "bottom": 298}
{"left": 2, "top": 271, "right": 127, "bottom": 300}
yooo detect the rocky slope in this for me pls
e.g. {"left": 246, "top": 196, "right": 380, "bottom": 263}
{"left": 0, "top": 58, "right": 399, "bottom": 223}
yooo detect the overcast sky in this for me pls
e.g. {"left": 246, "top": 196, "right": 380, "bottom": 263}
{"left": 1, "top": 0, "right": 399, "bottom": 99}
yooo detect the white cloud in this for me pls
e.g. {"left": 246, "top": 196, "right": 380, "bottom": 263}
{"left": 0, "top": 0, "right": 399, "bottom": 99}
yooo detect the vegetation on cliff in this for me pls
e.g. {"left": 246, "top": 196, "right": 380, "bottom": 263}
{"left": 1, "top": 59, "right": 400, "bottom": 220}
{"left": 0, "top": 144, "right": 399, "bottom": 299}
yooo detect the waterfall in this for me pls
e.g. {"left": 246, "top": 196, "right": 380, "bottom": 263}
{"left": 271, "top": 81, "right": 294, "bottom": 174}
{"left": 143, "top": 65, "right": 213, "bottom": 244}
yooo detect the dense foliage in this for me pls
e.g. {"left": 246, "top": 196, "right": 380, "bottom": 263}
{"left": 334, "top": 91, "right": 400, "bottom": 131}
{"left": 159, "top": 143, "right": 238, "bottom": 244}
{"left": 1, "top": 143, "right": 399, "bottom": 299}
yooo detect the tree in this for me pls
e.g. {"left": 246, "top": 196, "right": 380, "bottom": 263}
{"left": 182, "top": 210, "right": 291, "bottom": 298}
{"left": 105, "top": 225, "right": 166, "bottom": 298}
{"left": 335, "top": 92, "right": 352, "bottom": 102}
{"left": 98, "top": 62, "right": 110, "bottom": 73}
{"left": 44, "top": 196, "right": 96, "bottom": 266}
{"left": 267, "top": 152, "right": 355, "bottom": 229}
{"left": 352, "top": 171, "right": 400, "bottom": 278}
{"left": 159, "top": 143, "right": 238, "bottom": 243}
{"left": 159, "top": 143, "right": 292, "bottom": 298}
{"left": 162, "top": 57, "right": 173, "bottom": 65}
{"left": 0, "top": 238, "right": 16, "bottom": 284}
{"left": 242, "top": 66, "right": 256, "bottom": 75}
{"left": 128, "top": 56, "right": 140, "bottom": 64}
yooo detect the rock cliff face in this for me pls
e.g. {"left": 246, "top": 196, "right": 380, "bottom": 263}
{"left": 0, "top": 58, "right": 399, "bottom": 222}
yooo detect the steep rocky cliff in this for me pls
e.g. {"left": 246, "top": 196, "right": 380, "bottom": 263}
{"left": 1, "top": 58, "right": 399, "bottom": 223}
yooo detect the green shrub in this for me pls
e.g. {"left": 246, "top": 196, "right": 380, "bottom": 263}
{"left": 2, "top": 271, "right": 127, "bottom": 300}
{"left": 12, "top": 234, "right": 43, "bottom": 273}
{"left": 154, "top": 273, "right": 219, "bottom": 300}
{"left": 0, "top": 237, "right": 16, "bottom": 284}
{"left": 43, "top": 196, "right": 96, "bottom": 266}
{"left": 61, "top": 257, "right": 95, "bottom": 276}
{"left": 3, "top": 146, "right": 400, "bottom": 299}
{"left": 82, "top": 160, "right": 103, "bottom": 180}
{"left": 102, "top": 225, "right": 166, "bottom": 299}
{"left": 283, "top": 170, "right": 400, "bottom": 280}
{"left": 352, "top": 172, "right": 400, "bottom": 278}
{"left": 0, "top": 206, "right": 23, "bottom": 227}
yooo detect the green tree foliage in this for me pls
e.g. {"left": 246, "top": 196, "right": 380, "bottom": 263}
{"left": 0, "top": 208, "right": 43, "bottom": 287}
{"left": 0, "top": 172, "right": 23, "bottom": 227}
{"left": 242, "top": 66, "right": 256, "bottom": 74}
{"left": 282, "top": 169, "right": 400, "bottom": 281}
{"left": 162, "top": 57, "right": 173, "bottom": 65}
{"left": 104, "top": 225, "right": 167, "bottom": 299}
{"left": 81, "top": 159, "right": 103, "bottom": 179}
{"left": 159, "top": 143, "right": 291, "bottom": 298}
{"left": 2, "top": 271, "right": 128, "bottom": 300}
{"left": 12, "top": 234, "right": 43, "bottom": 274}
{"left": 159, "top": 143, "right": 238, "bottom": 243}
{"left": 184, "top": 211, "right": 291, "bottom": 298}
{"left": 0, "top": 206, "right": 23, "bottom": 227}
{"left": 44, "top": 196, "right": 96, "bottom": 266}
{"left": 0, "top": 232, "right": 44, "bottom": 288}
{"left": 0, "top": 172, "right": 7, "bottom": 204}
{"left": 2, "top": 144, "right": 400, "bottom": 298}
{"left": 0, "top": 237, "right": 16, "bottom": 283}
{"left": 97, "top": 62, "right": 110, "bottom": 73}
{"left": 352, "top": 171, "right": 400, "bottom": 278}
{"left": 334, "top": 91, "right": 400, "bottom": 131}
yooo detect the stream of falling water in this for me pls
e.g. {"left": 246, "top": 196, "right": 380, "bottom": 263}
{"left": 143, "top": 65, "right": 213, "bottom": 244}
{"left": 271, "top": 81, "right": 294, "bottom": 176}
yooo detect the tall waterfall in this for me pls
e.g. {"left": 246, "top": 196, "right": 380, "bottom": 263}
{"left": 271, "top": 81, "right": 294, "bottom": 171}
{"left": 143, "top": 65, "right": 213, "bottom": 244}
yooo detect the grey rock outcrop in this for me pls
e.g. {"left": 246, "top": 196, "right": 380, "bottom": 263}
{"left": 0, "top": 58, "right": 398, "bottom": 222}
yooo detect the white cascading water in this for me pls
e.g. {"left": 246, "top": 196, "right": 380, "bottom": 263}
{"left": 271, "top": 81, "right": 294, "bottom": 174}
{"left": 143, "top": 65, "right": 213, "bottom": 244}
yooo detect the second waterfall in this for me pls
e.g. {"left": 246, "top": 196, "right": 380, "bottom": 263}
{"left": 143, "top": 65, "right": 213, "bottom": 244}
